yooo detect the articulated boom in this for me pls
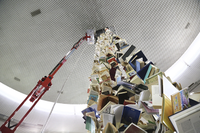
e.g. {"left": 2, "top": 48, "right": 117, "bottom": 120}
{"left": 0, "top": 34, "right": 91, "bottom": 133}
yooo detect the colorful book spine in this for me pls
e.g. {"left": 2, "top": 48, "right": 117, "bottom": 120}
{"left": 143, "top": 64, "right": 152, "bottom": 84}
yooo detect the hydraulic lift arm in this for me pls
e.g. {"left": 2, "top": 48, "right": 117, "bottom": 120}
{"left": 0, "top": 34, "right": 91, "bottom": 133}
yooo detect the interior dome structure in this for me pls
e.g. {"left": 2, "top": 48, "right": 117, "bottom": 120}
{"left": 0, "top": 0, "right": 200, "bottom": 133}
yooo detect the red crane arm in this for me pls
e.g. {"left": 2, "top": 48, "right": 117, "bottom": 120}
{"left": 0, "top": 34, "right": 91, "bottom": 133}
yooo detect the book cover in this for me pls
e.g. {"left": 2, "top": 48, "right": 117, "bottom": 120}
{"left": 102, "top": 84, "right": 112, "bottom": 94}
{"left": 180, "top": 89, "right": 190, "bottom": 109}
{"left": 171, "top": 92, "right": 182, "bottom": 114}
{"left": 117, "top": 91, "right": 129, "bottom": 104}
{"left": 130, "top": 75, "right": 144, "bottom": 85}
{"left": 162, "top": 76, "right": 179, "bottom": 100}
{"left": 111, "top": 104, "right": 124, "bottom": 129}
{"left": 120, "top": 44, "right": 129, "bottom": 50}
{"left": 115, "top": 85, "right": 135, "bottom": 98}
{"left": 148, "top": 64, "right": 156, "bottom": 78}
{"left": 134, "top": 84, "right": 148, "bottom": 95}
{"left": 102, "top": 91, "right": 110, "bottom": 95}
{"left": 90, "top": 84, "right": 99, "bottom": 93}
{"left": 141, "top": 101, "right": 159, "bottom": 114}
{"left": 152, "top": 85, "right": 162, "bottom": 109}
{"left": 85, "top": 116, "right": 92, "bottom": 131}
{"left": 121, "top": 106, "right": 141, "bottom": 125}
{"left": 128, "top": 50, "right": 148, "bottom": 70}
{"left": 85, "top": 116, "right": 96, "bottom": 133}
{"left": 135, "top": 58, "right": 144, "bottom": 72}
{"left": 138, "top": 90, "right": 150, "bottom": 108}
{"left": 128, "top": 55, "right": 138, "bottom": 70}
{"left": 175, "top": 109, "right": 200, "bottom": 133}
{"left": 102, "top": 122, "right": 118, "bottom": 133}
{"left": 127, "top": 69, "right": 137, "bottom": 77}
{"left": 87, "top": 94, "right": 98, "bottom": 104}
{"left": 123, "top": 100, "right": 136, "bottom": 105}
{"left": 117, "top": 81, "right": 136, "bottom": 90}
{"left": 136, "top": 59, "right": 141, "bottom": 72}
{"left": 169, "top": 103, "right": 200, "bottom": 132}
{"left": 143, "top": 64, "right": 152, "bottom": 83}
{"left": 97, "top": 94, "right": 119, "bottom": 111}
{"left": 121, "top": 45, "right": 136, "bottom": 61}
{"left": 161, "top": 94, "right": 175, "bottom": 132}
{"left": 102, "top": 113, "right": 115, "bottom": 128}
{"left": 82, "top": 107, "right": 96, "bottom": 117}
{"left": 107, "top": 56, "right": 118, "bottom": 66}
{"left": 99, "top": 101, "right": 116, "bottom": 114}
{"left": 115, "top": 43, "right": 120, "bottom": 51}
{"left": 137, "top": 62, "right": 153, "bottom": 81}
{"left": 145, "top": 71, "right": 164, "bottom": 85}
{"left": 123, "top": 123, "right": 147, "bottom": 133}
{"left": 171, "top": 88, "right": 190, "bottom": 114}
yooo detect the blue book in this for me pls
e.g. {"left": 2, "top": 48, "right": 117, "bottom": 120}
{"left": 137, "top": 62, "right": 153, "bottom": 80}
{"left": 82, "top": 107, "right": 95, "bottom": 116}
{"left": 121, "top": 106, "right": 141, "bottom": 125}
{"left": 120, "top": 44, "right": 129, "bottom": 50}
{"left": 128, "top": 50, "right": 147, "bottom": 70}
{"left": 87, "top": 94, "right": 98, "bottom": 104}
{"left": 136, "top": 60, "right": 140, "bottom": 72}
{"left": 116, "top": 76, "right": 122, "bottom": 83}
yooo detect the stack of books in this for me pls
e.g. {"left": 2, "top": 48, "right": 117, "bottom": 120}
{"left": 81, "top": 27, "right": 200, "bottom": 133}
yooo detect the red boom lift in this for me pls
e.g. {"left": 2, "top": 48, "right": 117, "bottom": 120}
{"left": 0, "top": 34, "right": 91, "bottom": 133}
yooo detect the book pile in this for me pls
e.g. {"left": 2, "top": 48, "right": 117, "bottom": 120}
{"left": 81, "top": 28, "right": 200, "bottom": 133}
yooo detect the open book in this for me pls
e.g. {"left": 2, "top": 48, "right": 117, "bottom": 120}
{"left": 103, "top": 122, "right": 118, "bottom": 133}
{"left": 123, "top": 123, "right": 147, "bottom": 133}
{"left": 97, "top": 94, "right": 119, "bottom": 111}
{"left": 169, "top": 103, "right": 200, "bottom": 133}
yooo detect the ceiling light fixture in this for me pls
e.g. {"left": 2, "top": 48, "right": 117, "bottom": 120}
{"left": 31, "top": 9, "right": 41, "bottom": 17}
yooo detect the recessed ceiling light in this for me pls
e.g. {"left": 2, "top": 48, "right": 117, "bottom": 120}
{"left": 31, "top": 9, "right": 41, "bottom": 17}
{"left": 185, "top": 22, "right": 190, "bottom": 29}
{"left": 14, "top": 77, "right": 20, "bottom": 81}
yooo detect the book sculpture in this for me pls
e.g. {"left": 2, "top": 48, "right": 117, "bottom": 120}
{"left": 82, "top": 28, "right": 200, "bottom": 133}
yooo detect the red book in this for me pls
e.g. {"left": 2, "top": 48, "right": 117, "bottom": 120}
{"left": 123, "top": 100, "right": 136, "bottom": 105}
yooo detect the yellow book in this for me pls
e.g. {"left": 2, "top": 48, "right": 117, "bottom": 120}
{"left": 148, "top": 64, "right": 156, "bottom": 78}
{"left": 161, "top": 94, "right": 175, "bottom": 132}
{"left": 171, "top": 92, "right": 182, "bottom": 114}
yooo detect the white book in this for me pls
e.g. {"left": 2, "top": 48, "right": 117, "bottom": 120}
{"left": 138, "top": 90, "right": 150, "bottom": 108}
{"left": 157, "top": 75, "right": 163, "bottom": 97}
{"left": 110, "top": 104, "right": 124, "bottom": 129}
{"left": 169, "top": 104, "right": 200, "bottom": 133}
{"left": 152, "top": 85, "right": 162, "bottom": 109}
{"left": 102, "top": 113, "right": 115, "bottom": 128}
{"left": 99, "top": 101, "right": 116, "bottom": 114}
{"left": 176, "top": 110, "right": 200, "bottom": 133}
{"left": 162, "top": 76, "right": 179, "bottom": 100}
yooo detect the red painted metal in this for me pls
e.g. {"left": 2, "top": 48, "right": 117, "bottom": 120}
{"left": 0, "top": 80, "right": 48, "bottom": 133}
{"left": 0, "top": 35, "right": 90, "bottom": 133}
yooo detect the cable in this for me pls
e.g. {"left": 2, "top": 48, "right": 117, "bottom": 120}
{"left": 40, "top": 38, "right": 88, "bottom": 133}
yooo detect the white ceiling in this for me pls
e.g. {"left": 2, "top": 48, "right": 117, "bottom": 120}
{"left": 1, "top": 0, "right": 200, "bottom": 104}
{"left": 1, "top": 0, "right": 200, "bottom": 133}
